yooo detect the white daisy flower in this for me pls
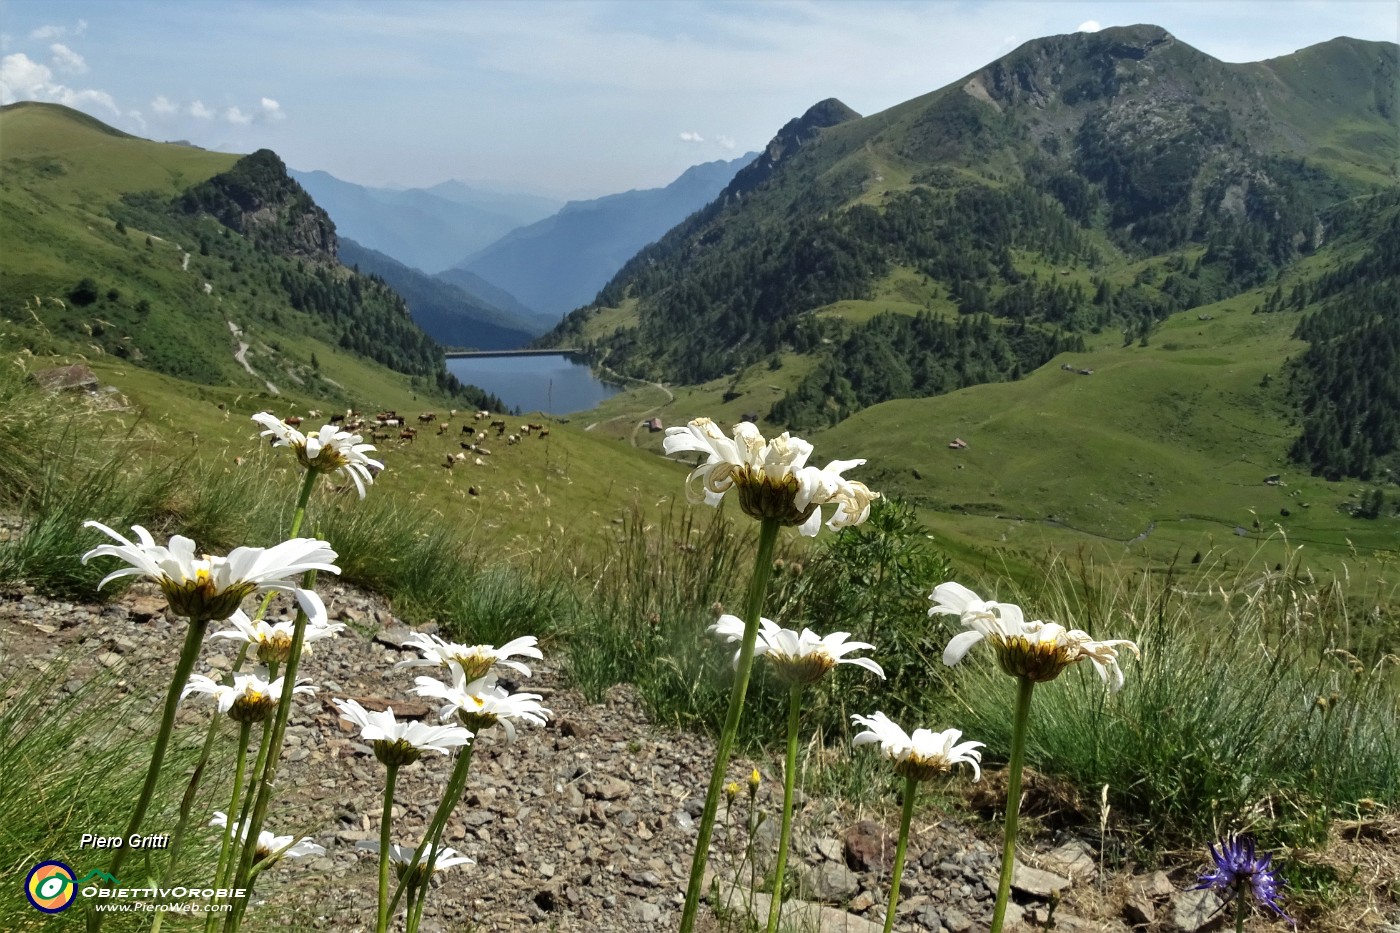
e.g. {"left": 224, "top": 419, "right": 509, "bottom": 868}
{"left": 252, "top": 412, "right": 383, "bottom": 498}
{"left": 183, "top": 669, "right": 315, "bottom": 723}
{"left": 333, "top": 698, "right": 473, "bottom": 767}
{"left": 662, "top": 418, "right": 878, "bottom": 535}
{"left": 930, "top": 582, "right": 1139, "bottom": 692}
{"left": 394, "top": 633, "right": 543, "bottom": 680}
{"left": 209, "top": 811, "right": 325, "bottom": 861}
{"left": 851, "top": 712, "right": 984, "bottom": 782}
{"left": 356, "top": 840, "right": 474, "bottom": 872}
{"left": 209, "top": 608, "right": 345, "bottom": 664}
{"left": 709, "top": 614, "right": 884, "bottom": 685}
{"left": 412, "top": 669, "right": 551, "bottom": 742}
{"left": 81, "top": 523, "right": 339, "bottom": 622}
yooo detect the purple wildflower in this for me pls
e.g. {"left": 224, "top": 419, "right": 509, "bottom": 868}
{"left": 1193, "top": 833, "right": 1293, "bottom": 924}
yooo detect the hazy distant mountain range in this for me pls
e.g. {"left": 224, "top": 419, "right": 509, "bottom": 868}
{"left": 295, "top": 154, "right": 755, "bottom": 325}
{"left": 338, "top": 237, "right": 542, "bottom": 349}
{"left": 288, "top": 169, "right": 562, "bottom": 275}
{"left": 453, "top": 153, "right": 757, "bottom": 318}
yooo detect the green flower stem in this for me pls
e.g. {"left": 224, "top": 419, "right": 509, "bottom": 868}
{"left": 990, "top": 676, "right": 1036, "bottom": 933}
{"left": 222, "top": 469, "right": 319, "bottom": 932}
{"left": 286, "top": 467, "right": 316, "bottom": 539}
{"left": 1234, "top": 889, "right": 1246, "bottom": 933}
{"left": 203, "top": 721, "right": 253, "bottom": 933}
{"left": 377, "top": 764, "right": 401, "bottom": 933}
{"left": 390, "top": 742, "right": 477, "bottom": 925}
{"left": 228, "top": 707, "right": 273, "bottom": 865}
{"left": 407, "top": 876, "right": 431, "bottom": 933}
{"left": 765, "top": 683, "right": 804, "bottom": 933}
{"left": 106, "top": 616, "right": 209, "bottom": 885}
{"left": 221, "top": 595, "right": 313, "bottom": 932}
{"left": 882, "top": 775, "right": 919, "bottom": 933}
{"left": 151, "top": 713, "right": 222, "bottom": 932}
{"left": 679, "top": 516, "right": 781, "bottom": 933}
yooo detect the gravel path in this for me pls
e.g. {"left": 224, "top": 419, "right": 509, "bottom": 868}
{"left": 1, "top": 578, "right": 1359, "bottom": 933}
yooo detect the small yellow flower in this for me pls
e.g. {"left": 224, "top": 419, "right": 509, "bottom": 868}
{"left": 748, "top": 768, "right": 761, "bottom": 797}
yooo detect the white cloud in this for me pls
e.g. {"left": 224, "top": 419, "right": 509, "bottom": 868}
{"left": 127, "top": 109, "right": 147, "bottom": 132}
{"left": 1076, "top": 20, "right": 1102, "bottom": 33}
{"left": 190, "top": 99, "right": 214, "bottom": 119}
{"left": 679, "top": 130, "right": 704, "bottom": 142}
{"left": 151, "top": 94, "right": 177, "bottom": 115}
{"left": 0, "top": 52, "right": 48, "bottom": 102}
{"left": 49, "top": 43, "right": 87, "bottom": 75}
{"left": 225, "top": 105, "right": 251, "bottom": 124}
{"left": 260, "top": 96, "right": 285, "bottom": 120}
{"left": 0, "top": 51, "right": 116, "bottom": 113}
{"left": 716, "top": 134, "right": 736, "bottom": 150}
{"left": 76, "top": 19, "right": 88, "bottom": 36}
{"left": 30, "top": 25, "right": 65, "bottom": 40}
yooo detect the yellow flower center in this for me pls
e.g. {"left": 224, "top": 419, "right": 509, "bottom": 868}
{"left": 450, "top": 652, "right": 495, "bottom": 681}
{"left": 159, "top": 576, "right": 256, "bottom": 622}
{"left": 457, "top": 707, "right": 497, "bottom": 732}
{"left": 230, "top": 689, "right": 276, "bottom": 724}
{"left": 732, "top": 468, "right": 818, "bottom": 527}
{"left": 373, "top": 738, "right": 423, "bottom": 768}
{"left": 296, "top": 439, "right": 349, "bottom": 475}
{"left": 768, "top": 650, "right": 835, "bottom": 686}
{"left": 990, "top": 634, "right": 1077, "bottom": 683}
{"left": 894, "top": 753, "right": 958, "bottom": 783}
{"left": 256, "top": 631, "right": 295, "bottom": 664}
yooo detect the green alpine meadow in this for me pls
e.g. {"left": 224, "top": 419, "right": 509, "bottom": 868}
{"left": 2, "top": 17, "right": 1397, "bottom": 932}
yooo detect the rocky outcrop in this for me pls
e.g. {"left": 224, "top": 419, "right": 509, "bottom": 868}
{"left": 177, "top": 148, "right": 338, "bottom": 264}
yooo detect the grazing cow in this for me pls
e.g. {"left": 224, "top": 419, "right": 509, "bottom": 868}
{"left": 399, "top": 428, "right": 417, "bottom": 443}
{"left": 507, "top": 434, "right": 520, "bottom": 445}
{"left": 442, "top": 454, "right": 456, "bottom": 469}
{"left": 475, "top": 447, "right": 491, "bottom": 456}
{"left": 461, "top": 425, "right": 476, "bottom": 435}
{"left": 437, "top": 423, "right": 450, "bottom": 435}
{"left": 527, "top": 423, "right": 544, "bottom": 432}
{"left": 460, "top": 442, "right": 475, "bottom": 451}
{"left": 283, "top": 416, "right": 303, "bottom": 427}
{"left": 372, "top": 431, "right": 390, "bottom": 442}
{"left": 468, "top": 486, "right": 480, "bottom": 496}
{"left": 418, "top": 412, "right": 437, "bottom": 424}
{"left": 307, "top": 409, "right": 322, "bottom": 419}
{"left": 537, "top": 429, "right": 550, "bottom": 439}
{"left": 489, "top": 419, "right": 506, "bottom": 430}
{"left": 474, "top": 410, "right": 490, "bottom": 421}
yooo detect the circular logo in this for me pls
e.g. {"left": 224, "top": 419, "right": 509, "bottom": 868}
{"left": 25, "top": 861, "right": 76, "bottom": 913}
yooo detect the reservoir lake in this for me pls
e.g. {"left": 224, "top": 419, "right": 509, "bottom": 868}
{"left": 445, "top": 352, "right": 621, "bottom": 415}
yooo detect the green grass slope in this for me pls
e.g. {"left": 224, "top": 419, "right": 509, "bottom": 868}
{"left": 814, "top": 281, "right": 1397, "bottom": 567}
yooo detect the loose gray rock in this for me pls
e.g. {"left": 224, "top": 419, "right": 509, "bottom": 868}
{"left": 1171, "top": 888, "right": 1225, "bottom": 932}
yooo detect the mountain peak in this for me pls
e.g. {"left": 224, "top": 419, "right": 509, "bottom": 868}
{"left": 723, "top": 97, "right": 862, "bottom": 199}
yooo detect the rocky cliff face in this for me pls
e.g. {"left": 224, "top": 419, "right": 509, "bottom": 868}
{"left": 177, "top": 148, "right": 338, "bottom": 264}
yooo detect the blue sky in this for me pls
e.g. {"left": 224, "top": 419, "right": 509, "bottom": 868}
{"left": 2, "top": 1, "right": 1396, "bottom": 198}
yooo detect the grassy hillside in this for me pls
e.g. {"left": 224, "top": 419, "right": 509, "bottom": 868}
{"left": 1, "top": 103, "right": 483, "bottom": 407}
